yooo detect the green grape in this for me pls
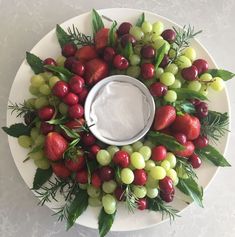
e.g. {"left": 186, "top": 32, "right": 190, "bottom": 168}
{"left": 176, "top": 55, "right": 192, "bottom": 69}
{"left": 120, "top": 168, "right": 134, "bottom": 184}
{"left": 176, "top": 166, "right": 188, "bottom": 179}
{"left": 141, "top": 21, "right": 152, "bottom": 33}
{"left": 34, "top": 134, "right": 45, "bottom": 146}
{"left": 96, "top": 150, "right": 111, "bottom": 166}
{"left": 183, "top": 47, "right": 196, "bottom": 61}
{"left": 34, "top": 158, "right": 50, "bottom": 169}
{"left": 121, "top": 145, "right": 133, "bottom": 155}
{"left": 29, "top": 85, "right": 40, "bottom": 96}
{"left": 129, "top": 26, "right": 144, "bottom": 40}
{"left": 151, "top": 34, "right": 163, "bottom": 42}
{"left": 211, "top": 77, "right": 224, "bottom": 91}
{"left": 107, "top": 146, "right": 119, "bottom": 158}
{"left": 126, "top": 66, "right": 141, "bottom": 78}
{"left": 166, "top": 152, "right": 176, "bottom": 168}
{"left": 39, "top": 84, "right": 51, "bottom": 95}
{"left": 48, "top": 96, "right": 60, "bottom": 107}
{"left": 58, "top": 102, "right": 68, "bottom": 115}
{"left": 168, "top": 48, "right": 176, "bottom": 59}
{"left": 166, "top": 169, "right": 178, "bottom": 182}
{"left": 30, "top": 74, "right": 45, "bottom": 87}
{"left": 25, "top": 98, "right": 36, "bottom": 109}
{"left": 161, "top": 160, "right": 171, "bottom": 171}
{"left": 139, "top": 146, "right": 151, "bottom": 161}
{"left": 150, "top": 166, "right": 166, "bottom": 180}
{"left": 56, "top": 55, "right": 66, "bottom": 66}
{"left": 102, "top": 180, "right": 117, "bottom": 194}
{"left": 88, "top": 197, "right": 102, "bottom": 207}
{"left": 34, "top": 97, "right": 49, "bottom": 109}
{"left": 129, "top": 54, "right": 141, "bottom": 66}
{"left": 155, "top": 67, "right": 164, "bottom": 78}
{"left": 143, "top": 33, "right": 152, "bottom": 42}
{"left": 102, "top": 194, "right": 116, "bottom": 214}
{"left": 153, "top": 39, "right": 170, "bottom": 53}
{"left": 143, "top": 140, "right": 155, "bottom": 149}
{"left": 132, "top": 141, "right": 143, "bottom": 151}
{"left": 87, "top": 185, "right": 101, "bottom": 197}
{"left": 164, "top": 90, "right": 177, "bottom": 102}
{"left": 145, "top": 175, "right": 159, "bottom": 188}
{"left": 173, "top": 176, "right": 179, "bottom": 186}
{"left": 29, "top": 150, "right": 44, "bottom": 160}
{"left": 49, "top": 76, "right": 60, "bottom": 88}
{"left": 130, "top": 152, "right": 145, "bottom": 169}
{"left": 134, "top": 45, "right": 142, "bottom": 55}
{"left": 160, "top": 72, "right": 175, "bottom": 86}
{"left": 133, "top": 185, "right": 147, "bottom": 198}
{"left": 152, "top": 21, "right": 164, "bottom": 35}
{"left": 18, "top": 135, "right": 32, "bottom": 148}
{"left": 165, "top": 63, "right": 178, "bottom": 75}
{"left": 41, "top": 72, "right": 53, "bottom": 81}
{"left": 79, "top": 184, "right": 88, "bottom": 190}
{"left": 146, "top": 187, "right": 159, "bottom": 198}
{"left": 30, "top": 127, "right": 40, "bottom": 140}
{"left": 169, "top": 79, "right": 182, "bottom": 89}
{"left": 199, "top": 73, "right": 212, "bottom": 82}
{"left": 188, "top": 81, "right": 201, "bottom": 91}
{"left": 145, "top": 160, "right": 156, "bottom": 171}
{"left": 199, "top": 84, "right": 208, "bottom": 96}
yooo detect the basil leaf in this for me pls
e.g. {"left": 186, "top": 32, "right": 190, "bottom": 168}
{"left": 59, "top": 125, "right": 80, "bottom": 139}
{"left": 33, "top": 167, "right": 52, "bottom": 190}
{"left": 98, "top": 208, "right": 116, "bottom": 237}
{"left": 67, "top": 189, "right": 88, "bottom": 230}
{"left": 136, "top": 12, "right": 145, "bottom": 27}
{"left": 26, "top": 52, "right": 44, "bottom": 74}
{"left": 47, "top": 116, "right": 68, "bottom": 125}
{"left": 175, "top": 101, "right": 196, "bottom": 114}
{"left": 196, "top": 144, "right": 231, "bottom": 167}
{"left": 177, "top": 177, "right": 203, "bottom": 207}
{"left": 122, "top": 42, "right": 133, "bottom": 59}
{"left": 108, "top": 21, "right": 117, "bottom": 47}
{"left": 207, "top": 69, "right": 235, "bottom": 81}
{"left": 147, "top": 131, "right": 184, "bottom": 151}
{"left": 56, "top": 24, "right": 71, "bottom": 48}
{"left": 173, "top": 88, "right": 208, "bottom": 101}
{"left": 2, "top": 123, "right": 30, "bottom": 137}
{"left": 92, "top": 9, "right": 104, "bottom": 34}
{"left": 155, "top": 43, "right": 166, "bottom": 69}
{"left": 44, "top": 65, "right": 74, "bottom": 82}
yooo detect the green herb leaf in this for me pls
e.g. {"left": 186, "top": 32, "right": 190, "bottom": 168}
{"left": 173, "top": 88, "right": 208, "bottom": 101}
{"left": 147, "top": 131, "right": 184, "bottom": 151}
{"left": 33, "top": 167, "right": 53, "bottom": 190}
{"left": 175, "top": 100, "right": 196, "bottom": 114}
{"left": 59, "top": 125, "right": 80, "bottom": 139}
{"left": 108, "top": 21, "right": 117, "bottom": 47}
{"left": 175, "top": 158, "right": 198, "bottom": 180}
{"left": 177, "top": 177, "right": 203, "bottom": 207}
{"left": 196, "top": 144, "right": 231, "bottom": 167}
{"left": 207, "top": 69, "right": 235, "bottom": 81}
{"left": 56, "top": 24, "right": 71, "bottom": 48}
{"left": 67, "top": 189, "right": 88, "bottom": 230}
{"left": 136, "top": 12, "right": 145, "bottom": 27}
{"left": 47, "top": 116, "right": 68, "bottom": 125}
{"left": 2, "top": 123, "right": 30, "bottom": 137}
{"left": 98, "top": 208, "right": 116, "bottom": 237}
{"left": 92, "top": 9, "right": 104, "bottom": 34}
{"left": 44, "top": 65, "right": 74, "bottom": 82}
{"left": 86, "top": 159, "right": 99, "bottom": 184}
{"left": 155, "top": 43, "right": 166, "bottom": 69}
{"left": 28, "top": 145, "right": 43, "bottom": 155}
{"left": 122, "top": 42, "right": 133, "bottom": 59}
{"left": 26, "top": 52, "right": 44, "bottom": 74}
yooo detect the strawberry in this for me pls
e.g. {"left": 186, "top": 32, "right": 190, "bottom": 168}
{"left": 94, "top": 28, "right": 109, "bottom": 50}
{"left": 44, "top": 132, "right": 68, "bottom": 161}
{"left": 174, "top": 141, "right": 195, "bottom": 157}
{"left": 65, "top": 156, "right": 85, "bottom": 172}
{"left": 84, "top": 58, "right": 109, "bottom": 86}
{"left": 52, "top": 163, "right": 71, "bottom": 179}
{"left": 171, "top": 113, "right": 201, "bottom": 140}
{"left": 75, "top": 45, "right": 98, "bottom": 63}
{"left": 153, "top": 105, "right": 176, "bottom": 130}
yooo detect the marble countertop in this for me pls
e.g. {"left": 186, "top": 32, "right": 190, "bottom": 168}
{"left": 0, "top": 0, "right": 235, "bottom": 236}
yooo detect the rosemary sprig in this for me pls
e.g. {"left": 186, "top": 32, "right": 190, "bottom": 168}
{"left": 8, "top": 101, "right": 33, "bottom": 118}
{"left": 200, "top": 110, "right": 229, "bottom": 143}
{"left": 124, "top": 185, "right": 138, "bottom": 212}
{"left": 170, "top": 25, "right": 202, "bottom": 62}
{"left": 67, "top": 25, "right": 94, "bottom": 46}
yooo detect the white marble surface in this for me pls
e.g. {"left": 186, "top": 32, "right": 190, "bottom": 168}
{"left": 0, "top": 0, "right": 235, "bottom": 236}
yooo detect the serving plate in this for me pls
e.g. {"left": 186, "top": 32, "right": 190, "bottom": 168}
{"left": 7, "top": 8, "right": 230, "bottom": 231}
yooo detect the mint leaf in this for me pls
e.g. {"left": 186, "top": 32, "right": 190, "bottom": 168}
{"left": 136, "top": 12, "right": 145, "bottom": 27}
{"left": 56, "top": 24, "right": 71, "bottom": 48}
{"left": 173, "top": 88, "right": 208, "bottom": 101}
{"left": 108, "top": 21, "right": 117, "bottom": 47}
{"left": 196, "top": 144, "right": 231, "bottom": 167}
{"left": 177, "top": 177, "right": 203, "bottom": 207}
{"left": 207, "top": 69, "right": 235, "bottom": 81}
{"left": 26, "top": 52, "right": 44, "bottom": 74}
{"left": 67, "top": 189, "right": 88, "bottom": 230}
{"left": 2, "top": 123, "right": 30, "bottom": 137}
{"left": 92, "top": 9, "right": 104, "bottom": 34}
{"left": 155, "top": 43, "right": 166, "bottom": 69}
{"left": 33, "top": 167, "right": 52, "bottom": 190}
{"left": 147, "top": 131, "right": 184, "bottom": 151}
{"left": 98, "top": 208, "right": 116, "bottom": 237}
{"left": 44, "top": 65, "right": 74, "bottom": 82}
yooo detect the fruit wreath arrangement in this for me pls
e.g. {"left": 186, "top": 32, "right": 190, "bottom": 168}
{"left": 3, "top": 9, "right": 234, "bottom": 237}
